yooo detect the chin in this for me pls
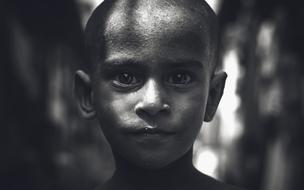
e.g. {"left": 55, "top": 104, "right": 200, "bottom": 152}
{"left": 129, "top": 150, "right": 184, "bottom": 170}
{"left": 135, "top": 158, "right": 173, "bottom": 170}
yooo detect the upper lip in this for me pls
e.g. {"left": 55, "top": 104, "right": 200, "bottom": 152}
{"left": 123, "top": 127, "right": 176, "bottom": 135}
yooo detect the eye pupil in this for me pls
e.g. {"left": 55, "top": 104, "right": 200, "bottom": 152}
{"left": 119, "top": 73, "right": 133, "bottom": 84}
{"left": 172, "top": 73, "right": 191, "bottom": 84}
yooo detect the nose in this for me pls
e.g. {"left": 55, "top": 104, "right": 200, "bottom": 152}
{"left": 134, "top": 79, "right": 170, "bottom": 117}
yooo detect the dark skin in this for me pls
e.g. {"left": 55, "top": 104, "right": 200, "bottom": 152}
{"left": 104, "top": 150, "right": 240, "bottom": 190}
{"left": 75, "top": 0, "right": 241, "bottom": 190}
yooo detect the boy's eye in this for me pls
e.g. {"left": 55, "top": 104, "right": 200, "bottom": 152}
{"left": 167, "top": 72, "right": 194, "bottom": 86}
{"left": 112, "top": 72, "right": 142, "bottom": 88}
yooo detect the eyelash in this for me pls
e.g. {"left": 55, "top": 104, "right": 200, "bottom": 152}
{"left": 111, "top": 71, "right": 197, "bottom": 90}
{"left": 112, "top": 72, "right": 143, "bottom": 89}
{"left": 166, "top": 72, "right": 195, "bottom": 87}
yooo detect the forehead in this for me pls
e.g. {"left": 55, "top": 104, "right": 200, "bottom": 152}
{"left": 102, "top": 0, "right": 212, "bottom": 65}
{"left": 105, "top": 0, "right": 205, "bottom": 33}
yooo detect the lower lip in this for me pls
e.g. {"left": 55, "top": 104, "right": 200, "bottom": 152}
{"left": 127, "top": 132, "right": 175, "bottom": 142}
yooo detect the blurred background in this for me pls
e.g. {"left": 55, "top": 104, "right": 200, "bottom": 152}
{"left": 1, "top": 0, "right": 304, "bottom": 190}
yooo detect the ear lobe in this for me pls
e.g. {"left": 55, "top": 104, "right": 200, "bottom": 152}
{"left": 204, "top": 72, "right": 227, "bottom": 122}
{"left": 74, "top": 70, "right": 96, "bottom": 119}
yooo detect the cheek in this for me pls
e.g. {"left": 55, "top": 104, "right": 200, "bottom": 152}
{"left": 172, "top": 91, "right": 208, "bottom": 138}
{"left": 173, "top": 89, "right": 207, "bottom": 123}
{"left": 93, "top": 83, "right": 139, "bottom": 128}
{"left": 108, "top": 95, "right": 139, "bottom": 126}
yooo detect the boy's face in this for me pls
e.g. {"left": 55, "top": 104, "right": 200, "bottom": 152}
{"left": 76, "top": 1, "right": 226, "bottom": 169}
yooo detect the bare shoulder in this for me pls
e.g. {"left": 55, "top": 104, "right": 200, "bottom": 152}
{"left": 93, "top": 170, "right": 246, "bottom": 190}
{"left": 193, "top": 171, "right": 246, "bottom": 190}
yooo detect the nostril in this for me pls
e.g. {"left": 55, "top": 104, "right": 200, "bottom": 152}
{"left": 135, "top": 79, "right": 170, "bottom": 116}
{"left": 134, "top": 102, "right": 170, "bottom": 117}
{"left": 135, "top": 108, "right": 148, "bottom": 120}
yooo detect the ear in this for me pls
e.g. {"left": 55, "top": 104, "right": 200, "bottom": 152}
{"left": 74, "top": 70, "right": 96, "bottom": 119}
{"left": 204, "top": 72, "right": 227, "bottom": 122}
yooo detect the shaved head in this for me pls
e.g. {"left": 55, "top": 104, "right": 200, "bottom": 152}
{"left": 76, "top": 0, "right": 227, "bottom": 171}
{"left": 84, "top": 0, "right": 219, "bottom": 74}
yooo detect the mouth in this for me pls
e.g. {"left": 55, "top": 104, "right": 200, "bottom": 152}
{"left": 119, "top": 126, "right": 177, "bottom": 148}
{"left": 123, "top": 127, "right": 176, "bottom": 138}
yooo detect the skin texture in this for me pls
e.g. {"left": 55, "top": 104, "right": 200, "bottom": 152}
{"left": 74, "top": 0, "right": 233, "bottom": 189}
{"left": 91, "top": 0, "right": 212, "bottom": 169}
{"left": 84, "top": 0, "right": 219, "bottom": 73}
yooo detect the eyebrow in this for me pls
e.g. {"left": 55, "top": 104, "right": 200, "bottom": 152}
{"left": 100, "top": 59, "right": 147, "bottom": 72}
{"left": 102, "top": 59, "right": 143, "bottom": 68}
{"left": 101, "top": 58, "right": 204, "bottom": 70}
{"left": 162, "top": 59, "right": 204, "bottom": 69}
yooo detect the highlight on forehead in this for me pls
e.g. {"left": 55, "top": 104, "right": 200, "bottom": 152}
{"left": 105, "top": 0, "right": 206, "bottom": 34}
{"left": 84, "top": 0, "right": 219, "bottom": 72}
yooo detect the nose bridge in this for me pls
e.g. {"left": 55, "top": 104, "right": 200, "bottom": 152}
{"left": 135, "top": 78, "right": 168, "bottom": 117}
{"left": 143, "top": 78, "right": 162, "bottom": 105}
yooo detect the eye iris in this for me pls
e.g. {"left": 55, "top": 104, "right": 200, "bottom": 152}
{"left": 118, "top": 73, "right": 133, "bottom": 84}
{"left": 172, "top": 73, "right": 191, "bottom": 84}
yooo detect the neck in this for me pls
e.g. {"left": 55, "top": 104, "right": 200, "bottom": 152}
{"left": 108, "top": 149, "right": 196, "bottom": 190}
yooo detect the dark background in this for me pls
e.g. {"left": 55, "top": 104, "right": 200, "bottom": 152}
{"left": 1, "top": 0, "right": 304, "bottom": 190}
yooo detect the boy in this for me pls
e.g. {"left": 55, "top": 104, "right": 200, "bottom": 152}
{"left": 75, "top": 0, "right": 241, "bottom": 189}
